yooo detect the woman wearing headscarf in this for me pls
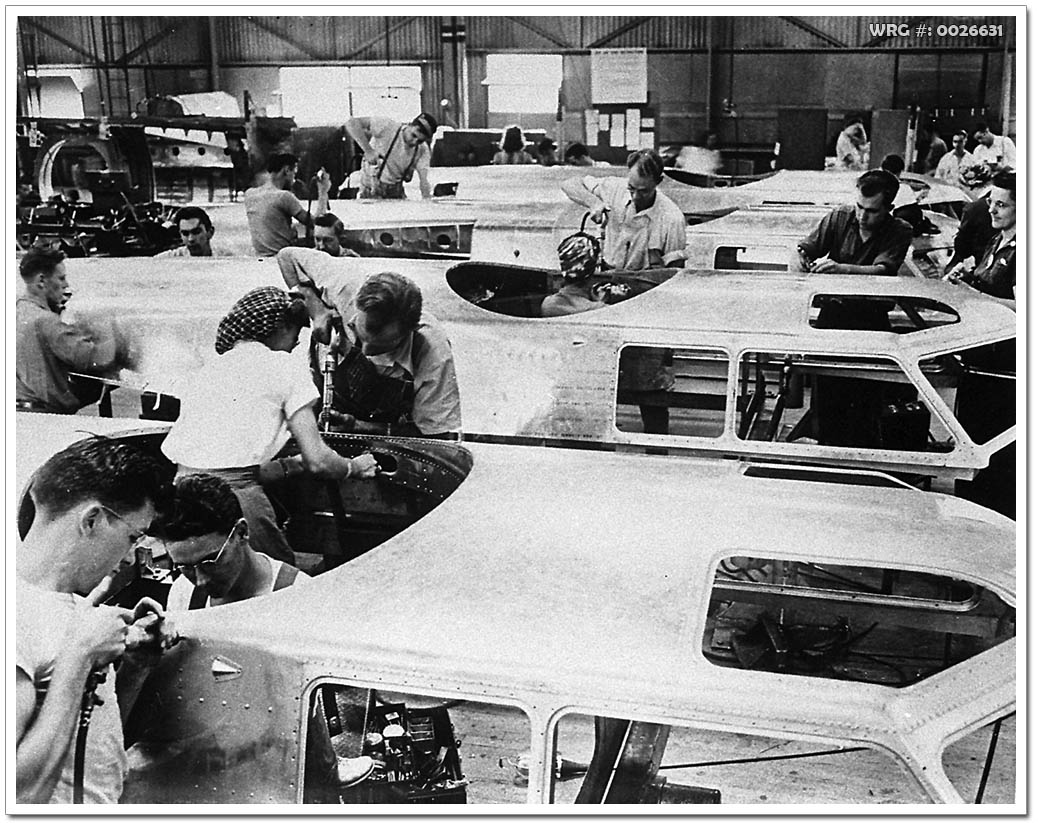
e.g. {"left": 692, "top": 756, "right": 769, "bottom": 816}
{"left": 162, "top": 286, "right": 378, "bottom": 563}
{"left": 541, "top": 233, "right": 608, "bottom": 317}
{"left": 492, "top": 126, "right": 534, "bottom": 165}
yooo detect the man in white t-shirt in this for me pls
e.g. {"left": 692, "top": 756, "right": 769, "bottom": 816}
{"left": 971, "top": 121, "right": 1016, "bottom": 171}
{"left": 345, "top": 113, "right": 436, "bottom": 200}
{"left": 16, "top": 437, "right": 176, "bottom": 804}
{"left": 561, "top": 148, "right": 687, "bottom": 271}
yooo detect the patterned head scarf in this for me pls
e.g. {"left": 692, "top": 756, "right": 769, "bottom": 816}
{"left": 557, "top": 232, "right": 601, "bottom": 281}
{"left": 215, "top": 287, "right": 293, "bottom": 355}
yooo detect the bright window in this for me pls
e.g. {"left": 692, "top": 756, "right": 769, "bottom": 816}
{"left": 485, "top": 54, "right": 562, "bottom": 113}
{"left": 279, "top": 66, "right": 422, "bottom": 126}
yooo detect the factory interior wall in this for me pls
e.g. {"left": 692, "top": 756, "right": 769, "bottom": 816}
{"left": 28, "top": 49, "right": 1014, "bottom": 148}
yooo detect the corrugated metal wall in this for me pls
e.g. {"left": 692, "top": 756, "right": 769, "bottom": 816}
{"left": 19, "top": 15, "right": 1015, "bottom": 65}
{"left": 216, "top": 16, "right": 442, "bottom": 64}
{"left": 16, "top": 15, "right": 1016, "bottom": 142}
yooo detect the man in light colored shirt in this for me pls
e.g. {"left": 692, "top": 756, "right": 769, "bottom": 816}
{"left": 561, "top": 149, "right": 687, "bottom": 271}
{"left": 243, "top": 153, "right": 314, "bottom": 256}
{"left": 16, "top": 437, "right": 175, "bottom": 804}
{"left": 278, "top": 248, "right": 462, "bottom": 437}
{"left": 345, "top": 113, "right": 436, "bottom": 200}
{"left": 934, "top": 130, "right": 975, "bottom": 186}
{"left": 972, "top": 122, "right": 1016, "bottom": 170}
{"left": 155, "top": 206, "right": 233, "bottom": 258}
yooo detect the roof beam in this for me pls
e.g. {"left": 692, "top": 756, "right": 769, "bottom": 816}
{"left": 503, "top": 16, "right": 572, "bottom": 50}
{"left": 588, "top": 17, "right": 652, "bottom": 49}
{"left": 116, "top": 21, "right": 181, "bottom": 66}
{"left": 244, "top": 16, "right": 326, "bottom": 61}
{"left": 342, "top": 16, "right": 417, "bottom": 61}
{"left": 780, "top": 17, "right": 846, "bottom": 48}
{"left": 19, "top": 18, "right": 98, "bottom": 63}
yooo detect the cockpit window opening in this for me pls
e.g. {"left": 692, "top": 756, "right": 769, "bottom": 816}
{"left": 301, "top": 680, "right": 532, "bottom": 804}
{"left": 808, "top": 295, "right": 960, "bottom": 333}
{"left": 736, "top": 351, "right": 955, "bottom": 453}
{"left": 712, "top": 245, "right": 789, "bottom": 271}
{"left": 445, "top": 261, "right": 678, "bottom": 319}
{"left": 920, "top": 340, "right": 1016, "bottom": 447}
{"left": 703, "top": 555, "right": 1015, "bottom": 689}
{"left": 613, "top": 346, "right": 729, "bottom": 439}
{"left": 549, "top": 710, "right": 932, "bottom": 803}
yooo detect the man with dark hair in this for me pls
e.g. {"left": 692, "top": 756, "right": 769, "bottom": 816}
{"left": 935, "top": 130, "right": 976, "bottom": 186}
{"left": 313, "top": 212, "right": 360, "bottom": 258}
{"left": 16, "top": 437, "right": 175, "bottom": 803}
{"left": 150, "top": 473, "right": 306, "bottom": 610}
{"left": 16, "top": 248, "right": 131, "bottom": 414}
{"left": 972, "top": 121, "right": 1016, "bottom": 171}
{"left": 144, "top": 472, "right": 374, "bottom": 787}
{"left": 345, "top": 112, "right": 437, "bottom": 199}
{"left": 794, "top": 169, "right": 911, "bottom": 279}
{"left": 156, "top": 206, "right": 230, "bottom": 258}
{"left": 243, "top": 152, "right": 314, "bottom": 257}
{"left": 277, "top": 248, "right": 462, "bottom": 438}
{"left": 561, "top": 148, "right": 687, "bottom": 270}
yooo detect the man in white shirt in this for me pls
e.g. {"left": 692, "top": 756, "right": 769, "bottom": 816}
{"left": 561, "top": 148, "right": 687, "bottom": 271}
{"left": 934, "top": 130, "right": 975, "bottom": 186}
{"left": 972, "top": 122, "right": 1016, "bottom": 171}
{"left": 16, "top": 437, "right": 175, "bottom": 804}
{"left": 345, "top": 113, "right": 436, "bottom": 200}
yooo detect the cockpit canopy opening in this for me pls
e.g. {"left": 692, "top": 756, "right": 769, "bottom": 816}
{"left": 809, "top": 294, "right": 960, "bottom": 333}
{"left": 446, "top": 261, "right": 678, "bottom": 319}
{"left": 20, "top": 431, "right": 475, "bottom": 606}
{"left": 704, "top": 555, "right": 1015, "bottom": 688}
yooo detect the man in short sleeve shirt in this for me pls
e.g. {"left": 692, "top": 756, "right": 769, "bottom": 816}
{"left": 561, "top": 148, "right": 687, "bottom": 271}
{"left": 244, "top": 153, "right": 313, "bottom": 257}
{"left": 277, "top": 248, "right": 462, "bottom": 437}
{"left": 345, "top": 113, "right": 436, "bottom": 200}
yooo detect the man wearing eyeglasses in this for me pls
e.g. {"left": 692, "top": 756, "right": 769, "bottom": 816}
{"left": 145, "top": 472, "right": 374, "bottom": 788}
{"left": 16, "top": 437, "right": 174, "bottom": 804}
{"left": 150, "top": 473, "right": 307, "bottom": 609}
{"left": 276, "top": 247, "right": 462, "bottom": 439}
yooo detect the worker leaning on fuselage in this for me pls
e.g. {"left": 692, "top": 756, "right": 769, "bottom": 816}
{"left": 277, "top": 247, "right": 462, "bottom": 439}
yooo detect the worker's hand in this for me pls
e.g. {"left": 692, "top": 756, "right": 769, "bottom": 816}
{"left": 588, "top": 203, "right": 609, "bottom": 225}
{"left": 943, "top": 262, "right": 968, "bottom": 284}
{"left": 809, "top": 256, "right": 840, "bottom": 274}
{"left": 315, "top": 167, "right": 332, "bottom": 196}
{"left": 363, "top": 149, "right": 380, "bottom": 166}
{"left": 124, "top": 598, "right": 179, "bottom": 665}
{"left": 69, "top": 601, "right": 133, "bottom": 670}
{"left": 325, "top": 409, "right": 357, "bottom": 432}
{"left": 349, "top": 453, "right": 380, "bottom": 480}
